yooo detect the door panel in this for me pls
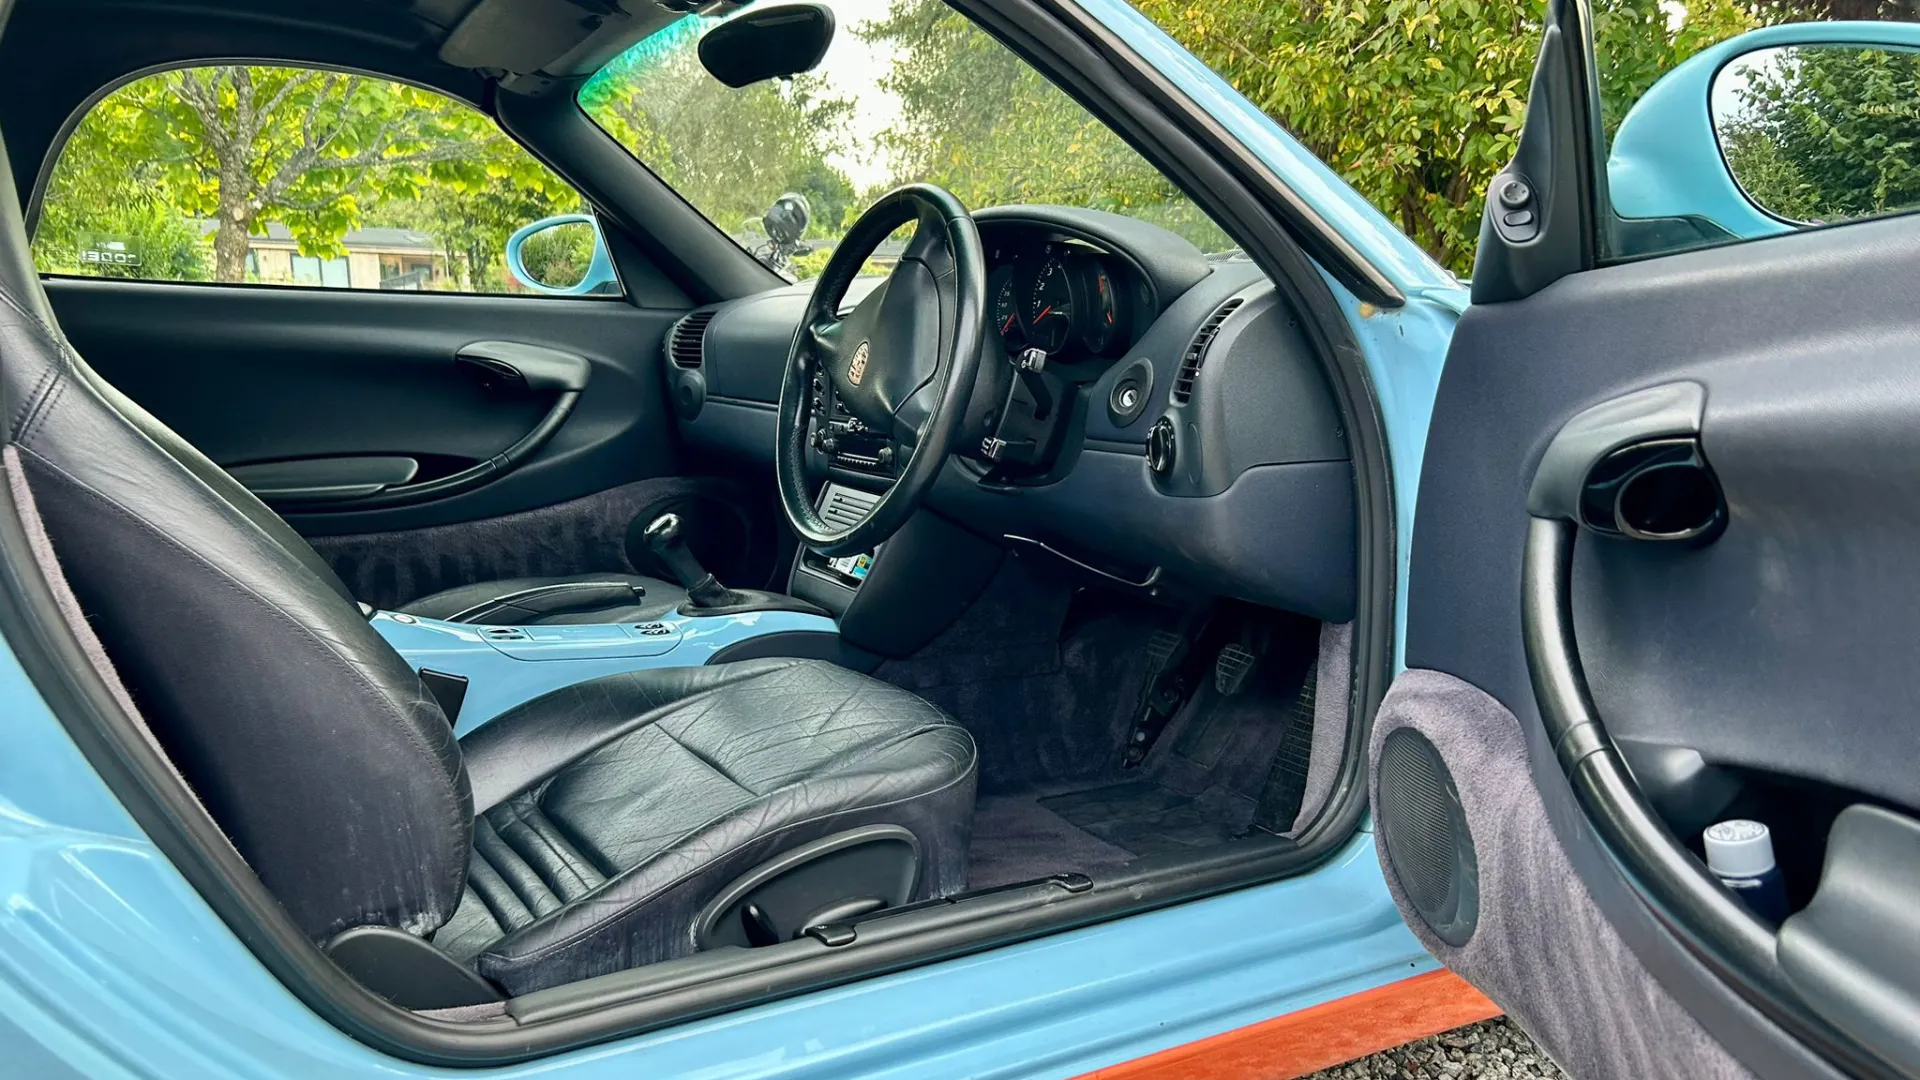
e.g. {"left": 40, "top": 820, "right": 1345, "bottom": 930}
{"left": 45, "top": 278, "right": 685, "bottom": 536}
{"left": 1392, "top": 216, "right": 1920, "bottom": 1079}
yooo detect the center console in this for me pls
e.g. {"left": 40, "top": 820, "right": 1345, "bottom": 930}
{"left": 788, "top": 483, "right": 1005, "bottom": 660}
{"left": 791, "top": 485, "right": 882, "bottom": 617}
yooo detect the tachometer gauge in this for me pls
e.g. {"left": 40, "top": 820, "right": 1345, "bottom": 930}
{"left": 990, "top": 265, "right": 1023, "bottom": 349}
{"left": 1025, "top": 254, "right": 1074, "bottom": 353}
{"left": 1079, "top": 259, "right": 1121, "bottom": 355}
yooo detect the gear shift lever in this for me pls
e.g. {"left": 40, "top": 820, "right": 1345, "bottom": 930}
{"left": 644, "top": 513, "right": 733, "bottom": 609}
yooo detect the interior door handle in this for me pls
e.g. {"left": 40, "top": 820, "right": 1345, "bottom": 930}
{"left": 284, "top": 343, "right": 592, "bottom": 513}
{"left": 1527, "top": 381, "right": 1724, "bottom": 542}
{"left": 454, "top": 340, "right": 592, "bottom": 393}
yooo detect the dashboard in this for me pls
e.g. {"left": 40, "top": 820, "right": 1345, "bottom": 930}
{"left": 666, "top": 205, "right": 1358, "bottom": 624}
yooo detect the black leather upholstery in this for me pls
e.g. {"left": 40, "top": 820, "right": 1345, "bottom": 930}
{"left": 433, "top": 659, "right": 976, "bottom": 993}
{"left": 399, "top": 573, "right": 686, "bottom": 625}
{"left": 1, "top": 240, "right": 470, "bottom": 943}
{"left": 0, "top": 130, "right": 976, "bottom": 991}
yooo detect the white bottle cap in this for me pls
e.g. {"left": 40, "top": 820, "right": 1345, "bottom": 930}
{"left": 1704, "top": 819, "right": 1776, "bottom": 878}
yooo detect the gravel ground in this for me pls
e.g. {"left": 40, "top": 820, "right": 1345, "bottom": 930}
{"left": 1301, "top": 1017, "right": 1568, "bottom": 1079}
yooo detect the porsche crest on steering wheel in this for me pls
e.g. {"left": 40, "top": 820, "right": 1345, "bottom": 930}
{"left": 849, "top": 340, "right": 870, "bottom": 385}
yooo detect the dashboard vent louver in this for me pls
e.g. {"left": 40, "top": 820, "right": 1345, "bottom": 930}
{"left": 667, "top": 310, "right": 717, "bottom": 369}
{"left": 1170, "top": 298, "right": 1243, "bottom": 404}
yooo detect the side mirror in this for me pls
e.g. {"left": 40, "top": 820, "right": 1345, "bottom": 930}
{"left": 1608, "top": 23, "right": 1920, "bottom": 244}
{"left": 505, "top": 215, "right": 618, "bottom": 297}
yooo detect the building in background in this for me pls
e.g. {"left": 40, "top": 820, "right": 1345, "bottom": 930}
{"left": 198, "top": 220, "right": 447, "bottom": 289}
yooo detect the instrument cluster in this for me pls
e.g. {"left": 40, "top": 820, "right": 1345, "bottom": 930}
{"left": 988, "top": 240, "right": 1136, "bottom": 363}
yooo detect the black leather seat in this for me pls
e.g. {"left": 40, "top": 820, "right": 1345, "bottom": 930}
{"left": 0, "top": 138, "right": 974, "bottom": 996}
{"left": 436, "top": 661, "right": 974, "bottom": 992}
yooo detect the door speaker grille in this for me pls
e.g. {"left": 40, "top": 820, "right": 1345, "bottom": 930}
{"left": 1377, "top": 726, "right": 1480, "bottom": 947}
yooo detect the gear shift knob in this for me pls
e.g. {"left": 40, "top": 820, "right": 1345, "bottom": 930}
{"left": 644, "top": 513, "right": 730, "bottom": 608}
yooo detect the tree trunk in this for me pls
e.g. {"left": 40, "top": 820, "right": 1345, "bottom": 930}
{"left": 214, "top": 210, "right": 253, "bottom": 284}
{"left": 214, "top": 147, "right": 255, "bottom": 284}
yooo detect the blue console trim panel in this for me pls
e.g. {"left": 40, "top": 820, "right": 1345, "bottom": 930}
{"left": 372, "top": 609, "right": 841, "bottom": 735}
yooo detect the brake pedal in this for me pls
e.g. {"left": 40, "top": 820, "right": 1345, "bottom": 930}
{"left": 1215, "top": 643, "right": 1257, "bottom": 696}
{"left": 1123, "top": 621, "right": 1207, "bottom": 768}
{"left": 1145, "top": 629, "right": 1182, "bottom": 669}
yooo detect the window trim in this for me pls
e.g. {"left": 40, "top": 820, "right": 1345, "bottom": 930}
{"left": 27, "top": 58, "right": 628, "bottom": 301}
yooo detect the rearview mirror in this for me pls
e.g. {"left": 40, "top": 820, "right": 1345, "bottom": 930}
{"left": 505, "top": 216, "right": 618, "bottom": 297}
{"left": 1608, "top": 24, "right": 1920, "bottom": 246}
{"left": 698, "top": 3, "right": 836, "bottom": 89}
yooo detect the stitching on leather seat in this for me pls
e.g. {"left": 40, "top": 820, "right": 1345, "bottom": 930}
{"left": 493, "top": 797, "right": 605, "bottom": 896}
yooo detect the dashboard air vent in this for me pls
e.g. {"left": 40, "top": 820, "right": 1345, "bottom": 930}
{"left": 1170, "top": 298, "right": 1243, "bottom": 404}
{"left": 667, "top": 310, "right": 716, "bottom": 369}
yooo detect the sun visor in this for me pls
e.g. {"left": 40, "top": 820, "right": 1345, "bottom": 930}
{"left": 440, "top": 0, "right": 711, "bottom": 81}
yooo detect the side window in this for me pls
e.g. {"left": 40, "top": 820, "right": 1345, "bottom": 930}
{"left": 33, "top": 65, "right": 620, "bottom": 297}
{"left": 1594, "top": 7, "right": 1920, "bottom": 262}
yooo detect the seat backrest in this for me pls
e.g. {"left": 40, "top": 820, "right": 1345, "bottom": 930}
{"left": 0, "top": 137, "right": 471, "bottom": 942}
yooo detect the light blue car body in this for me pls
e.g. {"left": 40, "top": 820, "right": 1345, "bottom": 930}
{"left": 1607, "top": 21, "right": 1920, "bottom": 240}
{"left": 1, "top": 5, "right": 1856, "bottom": 1078}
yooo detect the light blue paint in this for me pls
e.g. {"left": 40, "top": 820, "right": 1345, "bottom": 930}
{"left": 1609, "top": 22, "right": 1920, "bottom": 237}
{"left": 1317, "top": 271, "right": 1466, "bottom": 669}
{"left": 372, "top": 609, "right": 839, "bottom": 734}
{"left": 505, "top": 214, "right": 621, "bottom": 297}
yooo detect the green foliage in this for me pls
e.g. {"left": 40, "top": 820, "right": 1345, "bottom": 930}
{"left": 581, "top": 28, "right": 856, "bottom": 247}
{"left": 1719, "top": 45, "right": 1920, "bottom": 223}
{"left": 517, "top": 220, "right": 597, "bottom": 290}
{"left": 1590, "top": 0, "right": 1760, "bottom": 137}
{"left": 36, "top": 65, "right": 583, "bottom": 287}
{"left": 862, "top": 0, "right": 1232, "bottom": 253}
{"left": 1130, "top": 0, "right": 1759, "bottom": 274}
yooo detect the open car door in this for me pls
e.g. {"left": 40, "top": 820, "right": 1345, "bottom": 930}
{"left": 1380, "top": 2, "right": 1920, "bottom": 1078}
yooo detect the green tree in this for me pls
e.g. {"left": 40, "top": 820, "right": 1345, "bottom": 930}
{"left": 863, "top": 0, "right": 1230, "bottom": 252}
{"left": 517, "top": 219, "right": 597, "bottom": 289}
{"left": 581, "top": 27, "right": 856, "bottom": 249}
{"left": 38, "top": 64, "right": 585, "bottom": 289}
{"left": 1720, "top": 45, "right": 1920, "bottom": 222}
{"left": 1131, "top": 0, "right": 1760, "bottom": 274}
{"left": 34, "top": 86, "right": 210, "bottom": 280}
{"left": 106, "top": 69, "right": 484, "bottom": 281}
{"left": 372, "top": 159, "right": 583, "bottom": 290}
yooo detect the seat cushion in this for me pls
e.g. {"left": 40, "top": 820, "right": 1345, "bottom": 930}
{"left": 432, "top": 658, "right": 976, "bottom": 994}
{"left": 397, "top": 572, "right": 686, "bottom": 624}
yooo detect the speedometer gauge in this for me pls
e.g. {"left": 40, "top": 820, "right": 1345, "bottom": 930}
{"left": 990, "top": 265, "right": 1023, "bottom": 349}
{"left": 1025, "top": 255, "right": 1073, "bottom": 353}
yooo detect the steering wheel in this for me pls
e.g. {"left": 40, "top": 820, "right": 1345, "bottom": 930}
{"left": 776, "top": 184, "right": 987, "bottom": 557}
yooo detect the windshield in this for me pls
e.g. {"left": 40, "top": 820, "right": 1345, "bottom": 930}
{"left": 579, "top": 0, "right": 1233, "bottom": 278}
